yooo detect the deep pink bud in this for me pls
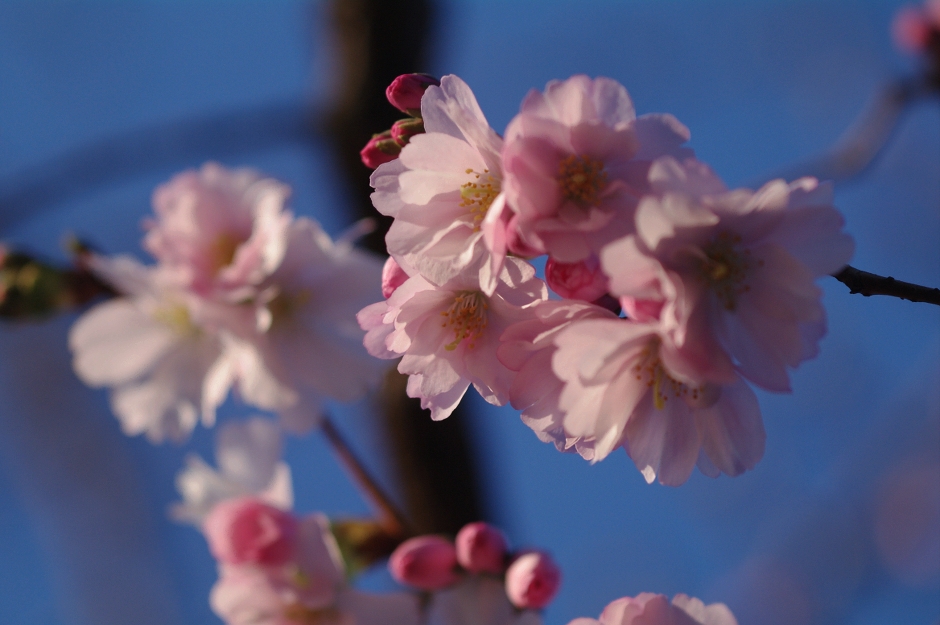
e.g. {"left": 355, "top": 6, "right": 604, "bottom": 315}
{"left": 381, "top": 256, "right": 409, "bottom": 298}
{"left": 455, "top": 522, "right": 508, "bottom": 574}
{"left": 361, "top": 131, "right": 402, "bottom": 169}
{"left": 203, "top": 497, "right": 298, "bottom": 566}
{"left": 545, "top": 255, "right": 609, "bottom": 302}
{"left": 389, "top": 535, "right": 460, "bottom": 590}
{"left": 893, "top": 6, "right": 932, "bottom": 52}
{"left": 505, "top": 551, "right": 561, "bottom": 610}
{"left": 390, "top": 118, "right": 426, "bottom": 146}
{"left": 386, "top": 73, "right": 441, "bottom": 115}
{"left": 505, "top": 214, "right": 542, "bottom": 258}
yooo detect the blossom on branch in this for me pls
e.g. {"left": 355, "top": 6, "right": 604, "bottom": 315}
{"left": 568, "top": 593, "right": 738, "bottom": 625}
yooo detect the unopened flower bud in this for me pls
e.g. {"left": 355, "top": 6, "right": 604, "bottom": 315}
{"left": 505, "top": 215, "right": 542, "bottom": 258}
{"left": 391, "top": 118, "right": 426, "bottom": 147}
{"left": 505, "top": 551, "right": 561, "bottom": 610}
{"left": 455, "top": 522, "right": 508, "bottom": 574}
{"left": 893, "top": 6, "right": 932, "bottom": 52}
{"left": 389, "top": 535, "right": 460, "bottom": 590}
{"left": 382, "top": 256, "right": 409, "bottom": 299}
{"left": 361, "top": 131, "right": 402, "bottom": 169}
{"left": 545, "top": 255, "right": 609, "bottom": 302}
{"left": 203, "top": 497, "right": 298, "bottom": 566}
{"left": 386, "top": 73, "right": 441, "bottom": 115}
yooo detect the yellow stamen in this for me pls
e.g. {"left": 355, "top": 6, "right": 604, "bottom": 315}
{"left": 440, "top": 291, "right": 488, "bottom": 351}
{"left": 557, "top": 154, "right": 608, "bottom": 206}
{"left": 153, "top": 303, "right": 198, "bottom": 336}
{"left": 700, "top": 231, "right": 754, "bottom": 311}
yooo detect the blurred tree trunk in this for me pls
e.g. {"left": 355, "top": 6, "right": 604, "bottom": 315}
{"left": 323, "top": 0, "right": 487, "bottom": 535}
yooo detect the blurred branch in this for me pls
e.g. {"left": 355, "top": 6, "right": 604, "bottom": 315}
{"left": 833, "top": 265, "right": 940, "bottom": 306}
{"left": 754, "top": 77, "right": 937, "bottom": 186}
{"left": 0, "top": 101, "right": 318, "bottom": 235}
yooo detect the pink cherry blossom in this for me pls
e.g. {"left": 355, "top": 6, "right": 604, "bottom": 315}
{"left": 501, "top": 75, "right": 693, "bottom": 262}
{"left": 204, "top": 497, "right": 298, "bottom": 566}
{"left": 370, "top": 75, "right": 508, "bottom": 294}
{"left": 504, "top": 551, "right": 561, "bottom": 610}
{"left": 145, "top": 162, "right": 292, "bottom": 299}
{"left": 568, "top": 593, "right": 738, "bottom": 625}
{"left": 68, "top": 255, "right": 229, "bottom": 442}
{"left": 358, "top": 257, "right": 546, "bottom": 420}
{"left": 551, "top": 318, "right": 765, "bottom": 485}
{"left": 389, "top": 535, "right": 460, "bottom": 590}
{"left": 601, "top": 156, "right": 855, "bottom": 392}
{"left": 204, "top": 218, "right": 388, "bottom": 432}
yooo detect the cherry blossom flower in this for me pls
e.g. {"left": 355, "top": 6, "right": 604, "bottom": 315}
{"left": 144, "top": 162, "right": 292, "bottom": 299}
{"left": 203, "top": 218, "right": 388, "bottom": 432}
{"left": 210, "top": 512, "right": 419, "bottom": 625}
{"left": 568, "top": 593, "right": 738, "bottom": 625}
{"left": 601, "top": 157, "right": 855, "bottom": 392}
{"left": 370, "top": 74, "right": 508, "bottom": 294}
{"left": 172, "top": 417, "right": 292, "bottom": 525}
{"left": 358, "top": 257, "right": 546, "bottom": 420}
{"left": 69, "top": 255, "right": 229, "bottom": 442}
{"left": 501, "top": 75, "right": 693, "bottom": 262}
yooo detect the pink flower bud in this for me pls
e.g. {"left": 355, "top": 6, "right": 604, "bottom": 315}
{"left": 505, "top": 214, "right": 543, "bottom": 258}
{"left": 390, "top": 117, "right": 426, "bottom": 147}
{"left": 361, "top": 131, "right": 402, "bottom": 169}
{"left": 620, "top": 296, "right": 664, "bottom": 323}
{"left": 382, "top": 256, "right": 409, "bottom": 298}
{"left": 893, "top": 6, "right": 932, "bottom": 52}
{"left": 505, "top": 551, "right": 561, "bottom": 610}
{"left": 545, "top": 255, "right": 609, "bottom": 301}
{"left": 203, "top": 497, "right": 298, "bottom": 566}
{"left": 386, "top": 73, "right": 441, "bottom": 115}
{"left": 455, "top": 522, "right": 508, "bottom": 574}
{"left": 389, "top": 535, "right": 460, "bottom": 590}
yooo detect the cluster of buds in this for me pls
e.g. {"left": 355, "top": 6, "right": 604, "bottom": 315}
{"left": 389, "top": 522, "right": 561, "bottom": 611}
{"left": 360, "top": 73, "right": 440, "bottom": 168}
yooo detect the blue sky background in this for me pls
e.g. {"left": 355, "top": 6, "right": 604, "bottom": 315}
{"left": 0, "top": 1, "right": 937, "bottom": 624}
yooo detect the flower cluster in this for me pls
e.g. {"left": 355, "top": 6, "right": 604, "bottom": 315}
{"left": 360, "top": 74, "right": 854, "bottom": 485}
{"left": 69, "top": 163, "right": 386, "bottom": 441}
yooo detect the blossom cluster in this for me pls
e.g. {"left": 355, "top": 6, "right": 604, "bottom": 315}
{"left": 360, "top": 73, "right": 854, "bottom": 485}
{"left": 69, "top": 163, "right": 385, "bottom": 441}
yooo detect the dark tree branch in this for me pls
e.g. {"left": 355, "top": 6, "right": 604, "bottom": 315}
{"left": 833, "top": 265, "right": 940, "bottom": 306}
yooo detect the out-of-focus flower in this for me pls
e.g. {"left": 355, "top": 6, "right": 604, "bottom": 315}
{"left": 502, "top": 75, "right": 692, "bottom": 262}
{"left": 545, "top": 255, "right": 609, "bottom": 301}
{"left": 387, "top": 73, "right": 441, "bottom": 115}
{"left": 68, "top": 256, "right": 228, "bottom": 442}
{"left": 371, "top": 74, "right": 508, "bottom": 294}
{"left": 602, "top": 157, "right": 854, "bottom": 392}
{"left": 204, "top": 218, "right": 387, "bottom": 433}
{"left": 210, "top": 512, "right": 419, "bottom": 625}
{"left": 358, "top": 257, "right": 546, "bottom": 420}
{"left": 892, "top": 1, "right": 940, "bottom": 53}
{"left": 204, "top": 497, "right": 298, "bottom": 566}
{"left": 567, "top": 593, "right": 738, "bottom": 625}
{"left": 455, "top": 522, "right": 508, "bottom": 575}
{"left": 551, "top": 319, "right": 765, "bottom": 485}
{"left": 172, "top": 417, "right": 292, "bottom": 525}
{"left": 144, "top": 162, "right": 292, "bottom": 299}
{"left": 389, "top": 535, "right": 461, "bottom": 590}
{"left": 504, "top": 551, "right": 561, "bottom": 610}
{"left": 424, "top": 577, "right": 543, "bottom": 625}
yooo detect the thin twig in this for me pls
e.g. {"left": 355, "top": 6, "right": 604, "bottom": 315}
{"left": 833, "top": 265, "right": 940, "bottom": 306}
{"left": 320, "top": 415, "right": 411, "bottom": 538}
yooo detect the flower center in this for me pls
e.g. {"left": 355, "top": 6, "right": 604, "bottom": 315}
{"left": 700, "top": 231, "right": 757, "bottom": 312}
{"left": 557, "top": 154, "right": 608, "bottom": 206}
{"left": 460, "top": 169, "right": 500, "bottom": 230}
{"left": 268, "top": 289, "right": 311, "bottom": 325}
{"left": 440, "top": 290, "right": 488, "bottom": 351}
{"left": 153, "top": 303, "right": 198, "bottom": 336}
{"left": 209, "top": 232, "right": 242, "bottom": 274}
{"left": 632, "top": 342, "right": 717, "bottom": 410}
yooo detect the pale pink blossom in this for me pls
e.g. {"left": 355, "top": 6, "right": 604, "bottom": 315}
{"left": 568, "top": 593, "right": 738, "bottom": 625}
{"left": 601, "top": 157, "right": 855, "bottom": 392}
{"left": 210, "top": 514, "right": 419, "bottom": 625}
{"left": 502, "top": 75, "right": 693, "bottom": 262}
{"left": 68, "top": 255, "right": 229, "bottom": 442}
{"left": 204, "top": 218, "right": 387, "bottom": 432}
{"left": 389, "top": 535, "right": 460, "bottom": 590}
{"left": 370, "top": 75, "right": 508, "bottom": 294}
{"left": 551, "top": 318, "right": 765, "bottom": 485}
{"left": 358, "top": 257, "right": 546, "bottom": 420}
{"left": 172, "top": 418, "right": 293, "bottom": 525}
{"left": 504, "top": 551, "right": 561, "bottom": 610}
{"left": 145, "top": 162, "right": 292, "bottom": 298}
{"left": 424, "top": 577, "right": 543, "bottom": 625}
{"left": 455, "top": 522, "right": 508, "bottom": 575}
{"left": 204, "top": 497, "right": 298, "bottom": 566}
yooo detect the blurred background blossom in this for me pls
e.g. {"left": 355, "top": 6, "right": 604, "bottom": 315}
{"left": 0, "top": 1, "right": 936, "bottom": 624}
